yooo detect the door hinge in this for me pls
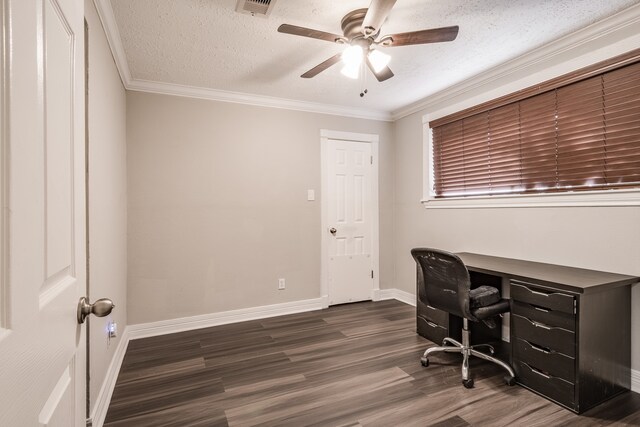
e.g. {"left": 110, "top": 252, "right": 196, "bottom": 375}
{"left": 371, "top": 270, "right": 374, "bottom": 279}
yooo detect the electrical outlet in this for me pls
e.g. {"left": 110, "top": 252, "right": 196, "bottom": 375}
{"left": 278, "top": 278, "right": 285, "bottom": 290}
{"left": 109, "top": 321, "right": 117, "bottom": 338}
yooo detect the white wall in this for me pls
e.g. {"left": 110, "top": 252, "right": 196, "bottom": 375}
{"left": 126, "top": 92, "right": 394, "bottom": 324}
{"left": 85, "top": 0, "right": 127, "bottom": 417}
{"left": 392, "top": 26, "right": 640, "bottom": 370}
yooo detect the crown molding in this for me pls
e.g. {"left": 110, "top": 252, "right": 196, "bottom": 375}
{"left": 126, "top": 79, "right": 393, "bottom": 121}
{"left": 92, "top": 0, "right": 392, "bottom": 122}
{"left": 92, "top": 0, "right": 131, "bottom": 85}
{"left": 93, "top": 0, "right": 640, "bottom": 123}
{"left": 391, "top": 3, "right": 640, "bottom": 121}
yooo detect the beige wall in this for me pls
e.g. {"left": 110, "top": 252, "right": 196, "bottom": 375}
{"left": 392, "top": 31, "right": 640, "bottom": 370}
{"left": 126, "top": 92, "right": 394, "bottom": 324}
{"left": 85, "top": 0, "right": 128, "bottom": 416}
{"left": 123, "top": 4, "right": 639, "bottom": 374}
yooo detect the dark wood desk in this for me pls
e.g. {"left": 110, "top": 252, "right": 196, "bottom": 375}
{"left": 416, "top": 252, "right": 638, "bottom": 414}
{"left": 457, "top": 252, "right": 638, "bottom": 294}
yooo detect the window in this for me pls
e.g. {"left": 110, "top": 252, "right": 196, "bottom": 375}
{"left": 428, "top": 50, "right": 640, "bottom": 202}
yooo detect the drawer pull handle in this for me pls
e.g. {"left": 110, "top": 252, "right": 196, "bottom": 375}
{"left": 533, "top": 306, "right": 550, "bottom": 313}
{"left": 529, "top": 289, "right": 551, "bottom": 297}
{"left": 515, "top": 283, "right": 572, "bottom": 299}
{"left": 533, "top": 321, "right": 551, "bottom": 330}
{"left": 426, "top": 320, "right": 438, "bottom": 328}
{"left": 531, "top": 367, "right": 551, "bottom": 379}
{"left": 524, "top": 362, "right": 552, "bottom": 379}
{"left": 529, "top": 341, "right": 552, "bottom": 355}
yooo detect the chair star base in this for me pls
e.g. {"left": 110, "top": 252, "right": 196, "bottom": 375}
{"left": 421, "top": 318, "right": 516, "bottom": 389}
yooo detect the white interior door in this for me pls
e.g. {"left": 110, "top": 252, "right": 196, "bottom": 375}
{"left": 323, "top": 134, "right": 377, "bottom": 305}
{"left": 0, "top": 0, "right": 86, "bottom": 425}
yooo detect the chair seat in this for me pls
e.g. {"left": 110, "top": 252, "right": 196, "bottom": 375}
{"left": 471, "top": 299, "right": 510, "bottom": 320}
{"left": 469, "top": 285, "right": 501, "bottom": 308}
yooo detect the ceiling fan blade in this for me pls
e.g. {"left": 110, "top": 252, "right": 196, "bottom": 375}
{"left": 362, "top": 0, "right": 397, "bottom": 35}
{"left": 365, "top": 56, "right": 394, "bottom": 82}
{"left": 301, "top": 53, "right": 343, "bottom": 78}
{"left": 278, "top": 24, "right": 344, "bottom": 43}
{"left": 384, "top": 26, "right": 459, "bottom": 46}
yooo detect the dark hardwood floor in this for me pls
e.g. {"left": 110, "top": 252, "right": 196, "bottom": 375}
{"left": 103, "top": 300, "right": 640, "bottom": 427}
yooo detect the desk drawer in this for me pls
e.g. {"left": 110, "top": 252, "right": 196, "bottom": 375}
{"left": 511, "top": 281, "right": 575, "bottom": 314}
{"left": 417, "top": 315, "right": 448, "bottom": 345}
{"left": 512, "top": 301, "right": 575, "bottom": 331}
{"left": 421, "top": 304, "right": 448, "bottom": 326}
{"left": 512, "top": 314, "right": 575, "bottom": 357}
{"left": 513, "top": 337, "right": 575, "bottom": 383}
{"left": 515, "top": 360, "right": 575, "bottom": 410}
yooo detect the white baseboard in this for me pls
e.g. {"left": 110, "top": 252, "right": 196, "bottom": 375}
{"left": 632, "top": 368, "right": 640, "bottom": 393}
{"left": 89, "top": 327, "right": 131, "bottom": 427}
{"left": 128, "top": 297, "right": 325, "bottom": 340}
{"left": 374, "top": 288, "right": 416, "bottom": 306}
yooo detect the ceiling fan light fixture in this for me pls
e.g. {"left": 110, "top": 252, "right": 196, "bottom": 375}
{"left": 278, "top": 2, "right": 460, "bottom": 83}
{"left": 368, "top": 49, "right": 390, "bottom": 73}
{"left": 340, "top": 62, "right": 360, "bottom": 79}
{"left": 341, "top": 44, "right": 364, "bottom": 67}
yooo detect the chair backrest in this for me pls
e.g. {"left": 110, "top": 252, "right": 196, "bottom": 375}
{"left": 411, "top": 248, "right": 472, "bottom": 320}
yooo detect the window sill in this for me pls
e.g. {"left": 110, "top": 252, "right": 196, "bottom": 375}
{"left": 421, "top": 189, "right": 640, "bottom": 209}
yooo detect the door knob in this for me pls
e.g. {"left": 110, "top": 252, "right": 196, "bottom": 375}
{"left": 77, "top": 297, "right": 115, "bottom": 324}
{"left": 329, "top": 227, "right": 337, "bottom": 235}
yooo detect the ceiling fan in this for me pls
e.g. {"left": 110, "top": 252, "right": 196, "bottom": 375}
{"left": 277, "top": 0, "right": 459, "bottom": 82}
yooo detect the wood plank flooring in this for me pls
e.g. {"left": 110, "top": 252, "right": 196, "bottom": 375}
{"left": 103, "top": 300, "right": 640, "bottom": 426}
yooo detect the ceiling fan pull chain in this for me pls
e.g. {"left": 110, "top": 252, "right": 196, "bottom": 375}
{"left": 360, "top": 61, "right": 368, "bottom": 97}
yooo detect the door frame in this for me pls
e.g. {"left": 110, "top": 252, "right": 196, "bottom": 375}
{"left": 320, "top": 129, "right": 379, "bottom": 308}
{"left": 0, "top": 0, "right": 8, "bottom": 334}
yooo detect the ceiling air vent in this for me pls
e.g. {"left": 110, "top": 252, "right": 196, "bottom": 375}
{"left": 235, "top": 0, "right": 278, "bottom": 17}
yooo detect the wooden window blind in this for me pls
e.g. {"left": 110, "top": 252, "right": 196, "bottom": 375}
{"left": 430, "top": 53, "right": 640, "bottom": 198}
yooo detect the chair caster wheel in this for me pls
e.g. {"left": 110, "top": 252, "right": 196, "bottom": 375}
{"left": 462, "top": 378, "right": 474, "bottom": 389}
{"left": 421, "top": 357, "right": 429, "bottom": 367}
{"left": 504, "top": 376, "right": 516, "bottom": 386}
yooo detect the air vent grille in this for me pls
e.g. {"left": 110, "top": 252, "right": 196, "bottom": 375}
{"left": 235, "top": 0, "right": 278, "bottom": 17}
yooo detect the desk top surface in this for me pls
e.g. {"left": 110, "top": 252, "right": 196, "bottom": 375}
{"left": 456, "top": 252, "right": 638, "bottom": 294}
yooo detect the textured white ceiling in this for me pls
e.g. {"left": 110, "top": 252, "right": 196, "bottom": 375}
{"left": 109, "top": 0, "right": 639, "bottom": 114}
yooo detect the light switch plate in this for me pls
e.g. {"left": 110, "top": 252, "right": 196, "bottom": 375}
{"left": 307, "top": 189, "right": 315, "bottom": 201}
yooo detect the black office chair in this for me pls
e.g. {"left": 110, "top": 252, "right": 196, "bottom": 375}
{"left": 411, "top": 248, "right": 516, "bottom": 388}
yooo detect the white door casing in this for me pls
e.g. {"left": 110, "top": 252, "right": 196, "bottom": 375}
{"left": 321, "top": 130, "right": 379, "bottom": 306}
{"left": 0, "top": 0, "right": 86, "bottom": 425}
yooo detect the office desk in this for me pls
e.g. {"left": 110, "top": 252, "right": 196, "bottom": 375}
{"left": 416, "top": 252, "right": 639, "bottom": 414}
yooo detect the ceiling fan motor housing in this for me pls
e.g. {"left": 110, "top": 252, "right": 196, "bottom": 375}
{"left": 341, "top": 9, "right": 379, "bottom": 40}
